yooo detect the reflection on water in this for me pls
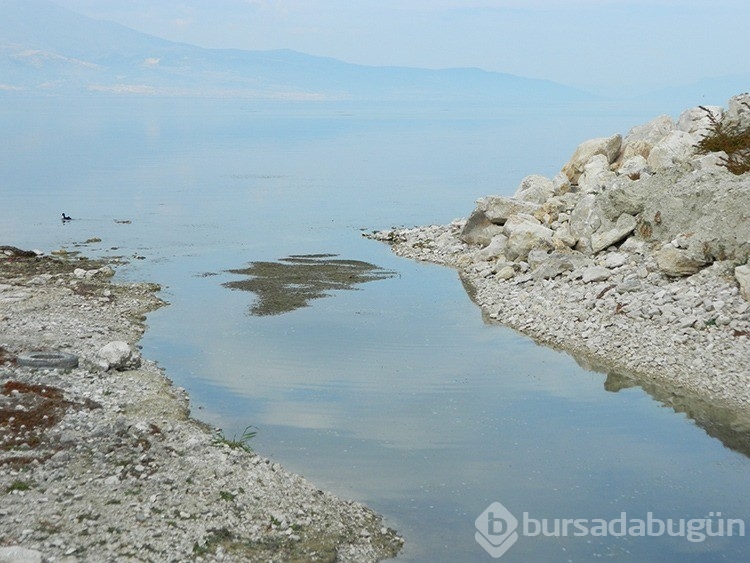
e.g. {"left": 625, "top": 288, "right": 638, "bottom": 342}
{"left": 602, "top": 371, "right": 750, "bottom": 458}
{"left": 3, "top": 97, "right": 750, "bottom": 562}
{"left": 222, "top": 254, "right": 396, "bottom": 316}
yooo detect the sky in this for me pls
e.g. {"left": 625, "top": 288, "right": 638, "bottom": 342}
{"left": 51, "top": 0, "right": 750, "bottom": 96}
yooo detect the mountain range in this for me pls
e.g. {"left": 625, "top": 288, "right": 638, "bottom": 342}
{"left": 0, "top": 0, "right": 591, "bottom": 102}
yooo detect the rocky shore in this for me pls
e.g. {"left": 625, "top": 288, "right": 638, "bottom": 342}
{"left": 0, "top": 248, "right": 402, "bottom": 562}
{"left": 370, "top": 93, "right": 750, "bottom": 420}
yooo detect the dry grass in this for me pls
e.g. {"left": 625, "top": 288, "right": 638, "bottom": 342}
{"left": 697, "top": 103, "right": 750, "bottom": 175}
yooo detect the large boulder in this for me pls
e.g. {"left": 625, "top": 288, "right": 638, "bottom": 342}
{"left": 655, "top": 244, "right": 708, "bottom": 277}
{"left": 615, "top": 115, "right": 674, "bottom": 167}
{"left": 677, "top": 105, "right": 723, "bottom": 140}
{"left": 561, "top": 134, "right": 622, "bottom": 183}
{"left": 503, "top": 214, "right": 554, "bottom": 261}
{"left": 513, "top": 174, "right": 555, "bottom": 204}
{"left": 590, "top": 213, "right": 638, "bottom": 253}
{"left": 647, "top": 130, "right": 698, "bottom": 171}
{"left": 569, "top": 194, "right": 602, "bottom": 243}
{"left": 577, "top": 154, "right": 617, "bottom": 194}
{"left": 460, "top": 208, "right": 504, "bottom": 246}
{"left": 635, "top": 167, "right": 750, "bottom": 263}
{"left": 476, "top": 195, "right": 540, "bottom": 225}
{"left": 725, "top": 93, "right": 750, "bottom": 130}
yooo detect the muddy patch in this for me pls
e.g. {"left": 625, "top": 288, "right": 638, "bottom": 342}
{"left": 223, "top": 254, "right": 397, "bottom": 316}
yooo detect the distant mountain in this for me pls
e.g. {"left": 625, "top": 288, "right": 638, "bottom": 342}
{"left": 0, "top": 0, "right": 591, "bottom": 102}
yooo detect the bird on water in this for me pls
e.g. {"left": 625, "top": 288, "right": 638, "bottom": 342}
{"left": 61, "top": 213, "right": 72, "bottom": 221}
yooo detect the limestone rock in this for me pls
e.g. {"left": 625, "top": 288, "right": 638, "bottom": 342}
{"left": 647, "top": 130, "right": 697, "bottom": 171}
{"left": 460, "top": 209, "right": 504, "bottom": 246}
{"left": 676, "top": 105, "right": 723, "bottom": 140}
{"left": 532, "top": 250, "right": 592, "bottom": 280}
{"left": 590, "top": 214, "right": 637, "bottom": 254}
{"left": 616, "top": 115, "right": 674, "bottom": 166}
{"left": 569, "top": 194, "right": 602, "bottom": 242}
{"left": 736, "top": 264, "right": 750, "bottom": 301}
{"left": 0, "top": 547, "right": 42, "bottom": 563}
{"left": 503, "top": 215, "right": 554, "bottom": 261}
{"left": 655, "top": 245, "right": 708, "bottom": 277}
{"left": 578, "top": 154, "right": 617, "bottom": 194}
{"left": 513, "top": 175, "right": 555, "bottom": 204}
{"left": 581, "top": 266, "right": 612, "bottom": 283}
{"left": 97, "top": 341, "right": 142, "bottom": 371}
{"left": 561, "top": 134, "right": 622, "bottom": 183}
{"left": 618, "top": 155, "right": 650, "bottom": 180}
{"left": 725, "top": 93, "right": 750, "bottom": 130}
{"left": 476, "top": 234, "right": 508, "bottom": 261}
{"left": 476, "top": 195, "right": 540, "bottom": 225}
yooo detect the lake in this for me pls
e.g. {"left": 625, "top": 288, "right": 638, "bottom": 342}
{"left": 3, "top": 95, "right": 750, "bottom": 561}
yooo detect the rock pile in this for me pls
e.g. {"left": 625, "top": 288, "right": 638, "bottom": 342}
{"left": 371, "top": 93, "right": 750, "bottom": 412}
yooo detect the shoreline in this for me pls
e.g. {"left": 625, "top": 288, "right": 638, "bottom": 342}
{"left": 0, "top": 247, "right": 402, "bottom": 562}
{"left": 368, "top": 222, "right": 750, "bottom": 448}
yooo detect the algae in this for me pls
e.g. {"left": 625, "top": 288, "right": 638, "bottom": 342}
{"left": 223, "top": 254, "right": 396, "bottom": 316}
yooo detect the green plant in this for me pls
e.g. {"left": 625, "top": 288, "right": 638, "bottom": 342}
{"left": 6, "top": 480, "right": 31, "bottom": 493}
{"left": 697, "top": 103, "right": 750, "bottom": 175}
{"left": 214, "top": 425, "right": 258, "bottom": 453}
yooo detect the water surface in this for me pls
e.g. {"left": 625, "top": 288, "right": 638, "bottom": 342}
{"left": 3, "top": 96, "right": 750, "bottom": 561}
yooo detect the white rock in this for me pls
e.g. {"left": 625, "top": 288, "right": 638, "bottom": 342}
{"left": 647, "top": 130, "right": 698, "bottom": 171}
{"left": 96, "top": 341, "right": 142, "bottom": 371}
{"left": 676, "top": 105, "right": 723, "bottom": 139}
{"left": 0, "top": 547, "right": 42, "bottom": 563}
{"left": 604, "top": 252, "right": 628, "bottom": 269}
{"left": 582, "top": 266, "right": 612, "bottom": 283}
{"left": 590, "top": 214, "right": 637, "bottom": 254}
{"left": 476, "top": 195, "right": 540, "bottom": 225}
{"left": 618, "top": 155, "right": 650, "bottom": 179}
{"left": 561, "top": 134, "right": 622, "bottom": 183}
{"left": 513, "top": 175, "right": 555, "bottom": 204}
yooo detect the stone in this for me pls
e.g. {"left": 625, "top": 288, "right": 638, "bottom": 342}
{"left": 0, "top": 547, "right": 42, "bottom": 563}
{"left": 736, "top": 265, "right": 750, "bottom": 301}
{"left": 552, "top": 223, "right": 577, "bottom": 248}
{"left": 513, "top": 175, "right": 555, "bottom": 204}
{"left": 618, "top": 155, "right": 650, "bottom": 179}
{"left": 561, "top": 134, "right": 622, "bottom": 183}
{"left": 569, "top": 194, "right": 602, "bottom": 242}
{"left": 676, "top": 105, "right": 723, "bottom": 139}
{"left": 503, "top": 215, "right": 554, "bottom": 261}
{"left": 590, "top": 214, "right": 638, "bottom": 254}
{"left": 655, "top": 245, "right": 708, "bottom": 277}
{"left": 475, "top": 195, "right": 540, "bottom": 225}
{"left": 725, "top": 93, "right": 750, "bottom": 130}
{"left": 532, "top": 250, "right": 592, "bottom": 280}
{"left": 496, "top": 266, "right": 515, "bottom": 280}
{"left": 577, "top": 154, "right": 617, "bottom": 194}
{"left": 96, "top": 341, "right": 142, "bottom": 371}
{"left": 604, "top": 252, "right": 628, "bottom": 269}
{"left": 476, "top": 234, "right": 508, "bottom": 261}
{"left": 460, "top": 208, "right": 504, "bottom": 246}
{"left": 581, "top": 266, "right": 612, "bottom": 283}
{"left": 647, "top": 130, "right": 697, "bottom": 171}
{"left": 596, "top": 177, "right": 646, "bottom": 221}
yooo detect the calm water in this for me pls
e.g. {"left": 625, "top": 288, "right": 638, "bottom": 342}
{"left": 3, "top": 96, "right": 750, "bottom": 562}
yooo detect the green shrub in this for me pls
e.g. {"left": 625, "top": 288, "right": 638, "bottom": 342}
{"left": 697, "top": 103, "right": 750, "bottom": 175}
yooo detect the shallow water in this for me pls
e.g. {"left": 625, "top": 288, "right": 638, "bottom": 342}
{"left": 3, "top": 96, "right": 750, "bottom": 561}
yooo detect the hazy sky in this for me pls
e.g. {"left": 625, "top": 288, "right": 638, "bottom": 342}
{"left": 52, "top": 0, "right": 750, "bottom": 96}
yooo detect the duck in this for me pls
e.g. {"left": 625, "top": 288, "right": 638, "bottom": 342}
{"left": 61, "top": 213, "right": 72, "bottom": 221}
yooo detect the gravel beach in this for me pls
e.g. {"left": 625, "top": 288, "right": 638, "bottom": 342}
{"left": 0, "top": 247, "right": 402, "bottom": 562}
